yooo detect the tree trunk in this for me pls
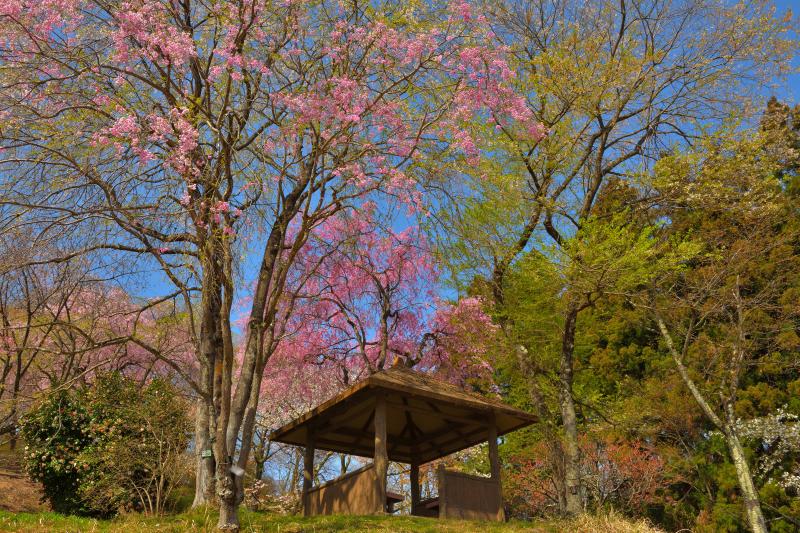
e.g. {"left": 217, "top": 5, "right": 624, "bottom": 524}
{"left": 7, "top": 411, "right": 17, "bottom": 451}
{"left": 192, "top": 400, "right": 215, "bottom": 507}
{"left": 656, "top": 316, "right": 767, "bottom": 533}
{"left": 232, "top": 351, "right": 271, "bottom": 505}
{"left": 217, "top": 494, "right": 239, "bottom": 532}
{"left": 725, "top": 429, "right": 768, "bottom": 533}
{"left": 559, "top": 304, "right": 583, "bottom": 515}
{"left": 215, "top": 419, "right": 240, "bottom": 532}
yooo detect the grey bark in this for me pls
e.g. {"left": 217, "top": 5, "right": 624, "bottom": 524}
{"left": 656, "top": 316, "right": 768, "bottom": 533}
{"left": 726, "top": 428, "right": 768, "bottom": 533}
{"left": 192, "top": 400, "right": 215, "bottom": 507}
{"left": 559, "top": 304, "right": 583, "bottom": 515}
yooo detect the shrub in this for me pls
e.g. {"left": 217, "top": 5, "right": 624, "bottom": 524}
{"left": 20, "top": 373, "right": 191, "bottom": 516}
{"left": 19, "top": 390, "right": 93, "bottom": 514}
{"left": 504, "top": 436, "right": 669, "bottom": 518}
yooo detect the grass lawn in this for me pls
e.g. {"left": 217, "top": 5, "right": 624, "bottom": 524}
{"left": 0, "top": 508, "right": 664, "bottom": 533}
{"left": 0, "top": 509, "right": 543, "bottom": 533}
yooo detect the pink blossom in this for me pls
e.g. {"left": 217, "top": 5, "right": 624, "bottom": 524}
{"left": 114, "top": 1, "right": 196, "bottom": 66}
{"left": 107, "top": 115, "right": 140, "bottom": 138}
{"left": 452, "top": 1, "right": 473, "bottom": 21}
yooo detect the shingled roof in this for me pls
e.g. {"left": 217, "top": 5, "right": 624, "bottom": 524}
{"left": 269, "top": 367, "right": 537, "bottom": 465}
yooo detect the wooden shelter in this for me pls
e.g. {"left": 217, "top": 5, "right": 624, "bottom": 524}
{"left": 269, "top": 367, "right": 537, "bottom": 520}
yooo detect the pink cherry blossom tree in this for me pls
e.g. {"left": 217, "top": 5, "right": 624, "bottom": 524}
{"left": 0, "top": 1, "right": 540, "bottom": 528}
{"left": 280, "top": 207, "right": 502, "bottom": 387}
{"left": 0, "top": 257, "right": 194, "bottom": 449}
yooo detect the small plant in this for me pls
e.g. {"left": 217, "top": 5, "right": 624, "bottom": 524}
{"left": 243, "top": 479, "right": 297, "bottom": 514}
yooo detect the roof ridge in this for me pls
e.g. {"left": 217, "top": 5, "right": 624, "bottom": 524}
{"left": 372, "top": 366, "right": 511, "bottom": 409}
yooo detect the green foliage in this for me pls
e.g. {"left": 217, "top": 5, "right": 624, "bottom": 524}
{"left": 20, "top": 374, "right": 191, "bottom": 517}
{"left": 19, "top": 391, "right": 93, "bottom": 515}
{"left": 475, "top": 100, "right": 800, "bottom": 532}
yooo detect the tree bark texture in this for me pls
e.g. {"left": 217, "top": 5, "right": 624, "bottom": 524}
{"left": 559, "top": 304, "right": 583, "bottom": 515}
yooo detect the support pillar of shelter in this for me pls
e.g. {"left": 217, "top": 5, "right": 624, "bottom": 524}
{"left": 410, "top": 461, "right": 420, "bottom": 514}
{"left": 374, "top": 394, "right": 388, "bottom": 513}
{"left": 487, "top": 412, "right": 505, "bottom": 521}
{"left": 488, "top": 413, "right": 500, "bottom": 481}
{"left": 302, "top": 428, "right": 315, "bottom": 517}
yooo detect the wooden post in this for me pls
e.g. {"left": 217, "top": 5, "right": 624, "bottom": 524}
{"left": 302, "top": 428, "right": 315, "bottom": 517}
{"left": 374, "top": 394, "right": 388, "bottom": 513}
{"left": 410, "top": 461, "right": 420, "bottom": 515}
{"left": 488, "top": 414, "right": 500, "bottom": 481}
{"left": 488, "top": 412, "right": 505, "bottom": 520}
{"left": 437, "top": 463, "right": 447, "bottom": 518}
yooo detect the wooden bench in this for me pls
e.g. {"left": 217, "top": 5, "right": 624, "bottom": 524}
{"left": 385, "top": 491, "right": 403, "bottom": 513}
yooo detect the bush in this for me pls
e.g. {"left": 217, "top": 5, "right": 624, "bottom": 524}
{"left": 21, "top": 373, "right": 191, "bottom": 516}
{"left": 19, "top": 390, "right": 93, "bottom": 514}
{"left": 504, "top": 436, "right": 669, "bottom": 519}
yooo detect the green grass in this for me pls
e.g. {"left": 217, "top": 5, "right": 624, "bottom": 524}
{"left": 0, "top": 508, "right": 549, "bottom": 533}
{"left": 0, "top": 508, "right": 666, "bottom": 532}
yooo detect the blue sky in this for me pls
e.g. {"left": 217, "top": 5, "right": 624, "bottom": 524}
{"left": 773, "top": 0, "right": 799, "bottom": 101}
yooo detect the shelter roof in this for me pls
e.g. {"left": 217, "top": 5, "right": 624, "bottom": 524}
{"left": 269, "top": 367, "right": 537, "bottom": 464}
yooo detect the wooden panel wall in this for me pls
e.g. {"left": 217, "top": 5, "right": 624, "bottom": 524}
{"left": 305, "top": 464, "right": 383, "bottom": 516}
{"left": 439, "top": 467, "right": 504, "bottom": 521}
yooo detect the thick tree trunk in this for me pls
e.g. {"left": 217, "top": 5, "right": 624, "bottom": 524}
{"left": 192, "top": 400, "right": 215, "bottom": 507}
{"left": 216, "top": 452, "right": 240, "bottom": 530}
{"left": 194, "top": 246, "right": 226, "bottom": 513}
{"left": 725, "top": 429, "right": 768, "bottom": 533}
{"left": 217, "top": 495, "right": 239, "bottom": 532}
{"left": 215, "top": 262, "right": 240, "bottom": 531}
{"left": 559, "top": 304, "right": 583, "bottom": 515}
{"left": 193, "top": 247, "right": 224, "bottom": 508}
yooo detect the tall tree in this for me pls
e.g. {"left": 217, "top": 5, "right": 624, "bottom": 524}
{"left": 429, "top": 0, "right": 795, "bottom": 514}
{"left": 645, "top": 121, "right": 800, "bottom": 533}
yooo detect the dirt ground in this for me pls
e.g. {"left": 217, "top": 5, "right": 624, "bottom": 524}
{"left": 0, "top": 450, "right": 48, "bottom": 513}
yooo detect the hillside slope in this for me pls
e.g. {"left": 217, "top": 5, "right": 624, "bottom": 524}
{"left": 0, "top": 449, "right": 47, "bottom": 514}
